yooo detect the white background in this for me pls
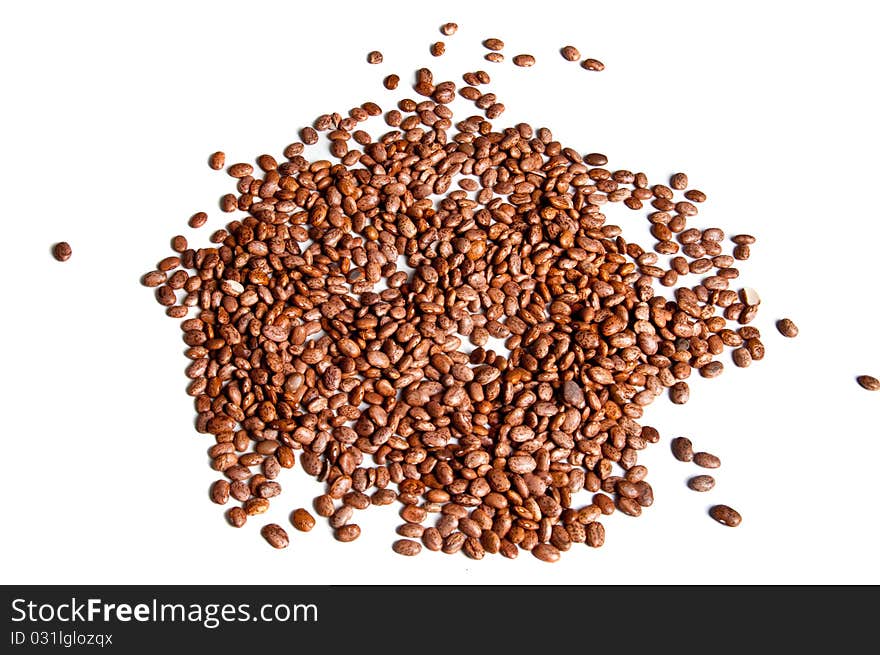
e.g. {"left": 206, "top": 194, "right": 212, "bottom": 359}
{"left": 2, "top": 0, "right": 878, "bottom": 585}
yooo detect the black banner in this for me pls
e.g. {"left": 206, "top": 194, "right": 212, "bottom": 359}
{"left": 0, "top": 585, "right": 871, "bottom": 649}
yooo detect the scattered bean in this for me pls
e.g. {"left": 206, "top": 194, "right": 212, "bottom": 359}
{"left": 52, "top": 242, "right": 72, "bottom": 262}
{"left": 392, "top": 539, "right": 422, "bottom": 556}
{"left": 776, "top": 318, "right": 799, "bottom": 338}
{"left": 693, "top": 452, "right": 721, "bottom": 469}
{"left": 208, "top": 151, "right": 225, "bottom": 170}
{"left": 561, "top": 45, "right": 580, "bottom": 61}
{"left": 687, "top": 475, "right": 715, "bottom": 492}
{"left": 261, "top": 524, "right": 289, "bottom": 548}
{"left": 709, "top": 505, "right": 742, "bottom": 527}
{"left": 671, "top": 437, "right": 695, "bottom": 462}
{"left": 856, "top": 375, "right": 880, "bottom": 391}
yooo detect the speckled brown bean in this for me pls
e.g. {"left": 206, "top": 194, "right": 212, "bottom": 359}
{"left": 671, "top": 437, "right": 694, "bottom": 462}
{"left": 642, "top": 426, "right": 661, "bottom": 444}
{"left": 670, "top": 173, "right": 688, "bottom": 190}
{"left": 688, "top": 475, "right": 716, "bottom": 492}
{"left": 244, "top": 498, "right": 269, "bottom": 516}
{"left": 440, "top": 22, "right": 458, "bottom": 35}
{"left": 314, "top": 494, "right": 335, "bottom": 517}
{"left": 532, "top": 543, "right": 560, "bottom": 563}
{"left": 220, "top": 194, "right": 237, "bottom": 212}
{"left": 617, "top": 497, "right": 642, "bottom": 517}
{"left": 550, "top": 525, "right": 572, "bottom": 552}
{"left": 208, "top": 151, "right": 225, "bottom": 170}
{"left": 52, "top": 242, "right": 72, "bottom": 262}
{"left": 256, "top": 154, "right": 277, "bottom": 171}
{"left": 776, "top": 318, "right": 799, "bottom": 338}
{"left": 577, "top": 505, "right": 601, "bottom": 525}
{"left": 329, "top": 506, "right": 353, "bottom": 528}
{"left": 486, "top": 102, "right": 505, "bottom": 118}
{"left": 210, "top": 480, "right": 230, "bottom": 504}
{"left": 400, "top": 505, "right": 427, "bottom": 523}
{"left": 436, "top": 514, "right": 458, "bottom": 538}
{"left": 585, "top": 522, "right": 605, "bottom": 547}
{"left": 301, "top": 127, "right": 318, "bottom": 145}
{"left": 422, "top": 527, "right": 443, "bottom": 551}
{"left": 670, "top": 381, "right": 690, "bottom": 404}
{"left": 155, "top": 286, "right": 175, "bottom": 306}
{"left": 745, "top": 338, "right": 765, "bottom": 361}
{"left": 561, "top": 45, "right": 580, "bottom": 61}
{"left": 142, "top": 271, "right": 166, "bottom": 287}
{"left": 189, "top": 211, "right": 208, "bottom": 228}
{"left": 384, "top": 74, "right": 400, "bottom": 90}
{"left": 857, "top": 375, "right": 880, "bottom": 391}
{"left": 229, "top": 481, "right": 249, "bottom": 502}
{"left": 694, "top": 452, "right": 721, "bottom": 469}
{"left": 513, "top": 54, "right": 535, "bottom": 67}
{"left": 442, "top": 532, "right": 467, "bottom": 554}
{"left": 227, "top": 163, "right": 253, "bottom": 178}
{"left": 372, "top": 489, "right": 397, "bottom": 506}
{"left": 344, "top": 492, "right": 371, "bottom": 510}
{"left": 565, "top": 523, "right": 586, "bottom": 544}
{"left": 261, "top": 524, "right": 289, "bottom": 549}
{"left": 283, "top": 142, "right": 304, "bottom": 158}
{"left": 290, "top": 507, "right": 315, "bottom": 532}
{"left": 709, "top": 505, "right": 742, "bottom": 527}
{"left": 481, "top": 530, "right": 502, "bottom": 553}
{"left": 157, "top": 256, "right": 179, "bottom": 271}
{"left": 430, "top": 42, "right": 445, "bottom": 57}
{"left": 335, "top": 524, "right": 361, "bottom": 542}
{"left": 397, "top": 523, "right": 424, "bottom": 538}
{"left": 483, "top": 38, "right": 504, "bottom": 51}
{"left": 582, "top": 58, "right": 605, "bottom": 71}
{"left": 171, "top": 235, "right": 188, "bottom": 253}
{"left": 392, "top": 539, "right": 422, "bottom": 556}
{"left": 367, "top": 51, "right": 383, "bottom": 64}
{"left": 733, "top": 348, "right": 752, "bottom": 368}
{"left": 593, "top": 494, "right": 615, "bottom": 515}
{"left": 733, "top": 244, "right": 750, "bottom": 260}
{"left": 227, "top": 507, "right": 246, "bottom": 527}
{"left": 700, "top": 361, "right": 724, "bottom": 378}
{"left": 635, "top": 481, "right": 654, "bottom": 508}
{"left": 499, "top": 539, "right": 519, "bottom": 559}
